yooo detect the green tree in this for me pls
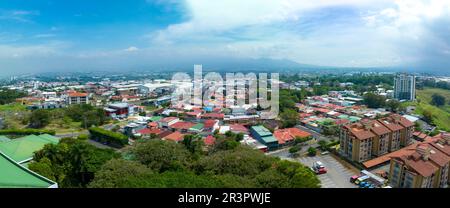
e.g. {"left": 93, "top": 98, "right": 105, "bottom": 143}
{"left": 288, "top": 145, "right": 301, "bottom": 157}
{"left": 280, "top": 109, "right": 298, "bottom": 128}
{"left": 363, "top": 93, "right": 386, "bottom": 108}
{"left": 89, "top": 159, "right": 151, "bottom": 188}
{"left": 386, "top": 99, "right": 401, "bottom": 112}
{"left": 290, "top": 167, "right": 321, "bottom": 188}
{"left": 423, "top": 110, "right": 434, "bottom": 124}
{"left": 131, "top": 140, "right": 190, "bottom": 172}
{"left": 195, "top": 146, "right": 275, "bottom": 177}
{"left": 431, "top": 94, "right": 446, "bottom": 107}
{"left": 29, "top": 138, "right": 119, "bottom": 187}
{"left": 29, "top": 109, "right": 51, "bottom": 128}
{"left": 307, "top": 147, "right": 317, "bottom": 156}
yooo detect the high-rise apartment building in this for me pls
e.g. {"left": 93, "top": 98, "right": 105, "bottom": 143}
{"left": 394, "top": 74, "right": 416, "bottom": 101}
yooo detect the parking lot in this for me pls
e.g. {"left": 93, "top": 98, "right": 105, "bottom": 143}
{"left": 296, "top": 155, "right": 358, "bottom": 188}
{"left": 270, "top": 149, "right": 359, "bottom": 188}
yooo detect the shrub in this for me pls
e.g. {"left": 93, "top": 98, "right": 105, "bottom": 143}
{"left": 307, "top": 147, "right": 317, "bottom": 156}
{"left": 88, "top": 127, "right": 128, "bottom": 147}
{"left": 0, "top": 129, "right": 56, "bottom": 136}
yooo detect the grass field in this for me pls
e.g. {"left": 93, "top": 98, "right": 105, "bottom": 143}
{"left": 403, "top": 88, "right": 450, "bottom": 131}
{"left": 0, "top": 104, "right": 27, "bottom": 112}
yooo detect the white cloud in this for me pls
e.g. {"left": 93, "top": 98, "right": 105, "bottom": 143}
{"left": 146, "top": 0, "right": 450, "bottom": 68}
{"left": 124, "top": 46, "right": 139, "bottom": 52}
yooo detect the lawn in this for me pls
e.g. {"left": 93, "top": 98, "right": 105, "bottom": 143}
{"left": 403, "top": 88, "right": 450, "bottom": 131}
{"left": 416, "top": 87, "right": 450, "bottom": 113}
{"left": 0, "top": 104, "right": 27, "bottom": 112}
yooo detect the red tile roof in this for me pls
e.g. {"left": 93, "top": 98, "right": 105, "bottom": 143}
{"left": 344, "top": 123, "right": 376, "bottom": 140}
{"left": 274, "top": 128, "right": 311, "bottom": 144}
{"left": 68, "top": 92, "right": 88, "bottom": 97}
{"left": 370, "top": 120, "right": 391, "bottom": 136}
{"left": 204, "top": 120, "right": 218, "bottom": 128}
{"left": 148, "top": 122, "right": 158, "bottom": 128}
{"left": 201, "top": 113, "right": 224, "bottom": 119}
{"left": 163, "top": 131, "right": 185, "bottom": 142}
{"left": 334, "top": 119, "right": 350, "bottom": 125}
{"left": 138, "top": 128, "right": 162, "bottom": 135}
{"left": 160, "top": 117, "right": 178, "bottom": 123}
{"left": 185, "top": 111, "right": 201, "bottom": 116}
{"left": 229, "top": 124, "right": 248, "bottom": 133}
{"left": 170, "top": 121, "right": 195, "bottom": 130}
{"left": 378, "top": 115, "right": 404, "bottom": 132}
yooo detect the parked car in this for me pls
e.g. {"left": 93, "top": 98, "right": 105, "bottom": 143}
{"left": 311, "top": 161, "right": 327, "bottom": 174}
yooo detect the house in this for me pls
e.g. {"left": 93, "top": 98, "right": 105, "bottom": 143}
{"left": 66, "top": 92, "right": 89, "bottom": 105}
{"left": 105, "top": 103, "right": 130, "bottom": 118}
{"left": 229, "top": 124, "right": 249, "bottom": 134}
{"left": 170, "top": 121, "right": 196, "bottom": 132}
{"left": 189, "top": 123, "right": 204, "bottom": 133}
{"left": 250, "top": 126, "right": 278, "bottom": 150}
{"left": 185, "top": 111, "right": 202, "bottom": 119}
{"left": 273, "top": 128, "right": 312, "bottom": 146}
{"left": 240, "top": 135, "right": 268, "bottom": 152}
{"left": 201, "top": 113, "right": 224, "bottom": 120}
{"left": 136, "top": 128, "right": 163, "bottom": 139}
{"left": 159, "top": 117, "right": 180, "bottom": 128}
{"left": 203, "top": 120, "right": 220, "bottom": 133}
{"left": 124, "top": 122, "right": 147, "bottom": 136}
{"left": 162, "top": 131, "right": 185, "bottom": 142}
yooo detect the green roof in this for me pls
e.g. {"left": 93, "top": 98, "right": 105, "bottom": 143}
{"left": 0, "top": 136, "right": 11, "bottom": 142}
{"left": 348, "top": 116, "right": 361, "bottom": 122}
{"left": 251, "top": 126, "right": 273, "bottom": 137}
{"left": 0, "top": 152, "right": 56, "bottom": 188}
{"left": 0, "top": 134, "right": 59, "bottom": 163}
{"left": 338, "top": 115, "right": 349, "bottom": 119}
{"left": 189, "top": 123, "right": 204, "bottom": 131}
{"left": 260, "top": 135, "right": 278, "bottom": 143}
{"left": 150, "top": 116, "right": 162, "bottom": 122}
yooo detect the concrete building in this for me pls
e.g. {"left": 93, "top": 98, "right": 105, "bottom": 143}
{"left": 66, "top": 92, "right": 89, "bottom": 105}
{"left": 389, "top": 135, "right": 450, "bottom": 188}
{"left": 394, "top": 74, "right": 416, "bottom": 101}
{"left": 250, "top": 125, "right": 278, "bottom": 150}
{"left": 340, "top": 114, "right": 414, "bottom": 163}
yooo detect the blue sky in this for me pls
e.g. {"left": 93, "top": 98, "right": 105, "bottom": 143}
{"left": 1, "top": 0, "right": 450, "bottom": 75}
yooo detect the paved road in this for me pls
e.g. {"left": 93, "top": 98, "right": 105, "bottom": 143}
{"left": 295, "top": 125, "right": 337, "bottom": 142}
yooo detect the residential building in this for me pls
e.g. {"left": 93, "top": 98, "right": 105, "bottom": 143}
{"left": 273, "top": 128, "right": 312, "bottom": 146}
{"left": 394, "top": 74, "right": 416, "bottom": 101}
{"left": 250, "top": 125, "right": 278, "bottom": 150}
{"left": 66, "top": 91, "right": 89, "bottom": 105}
{"left": 105, "top": 103, "right": 130, "bottom": 118}
{"left": 159, "top": 117, "right": 180, "bottom": 128}
{"left": 389, "top": 135, "right": 450, "bottom": 188}
{"left": 340, "top": 114, "right": 414, "bottom": 163}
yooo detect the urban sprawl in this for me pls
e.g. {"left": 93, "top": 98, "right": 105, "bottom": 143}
{"left": 1, "top": 71, "right": 450, "bottom": 188}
